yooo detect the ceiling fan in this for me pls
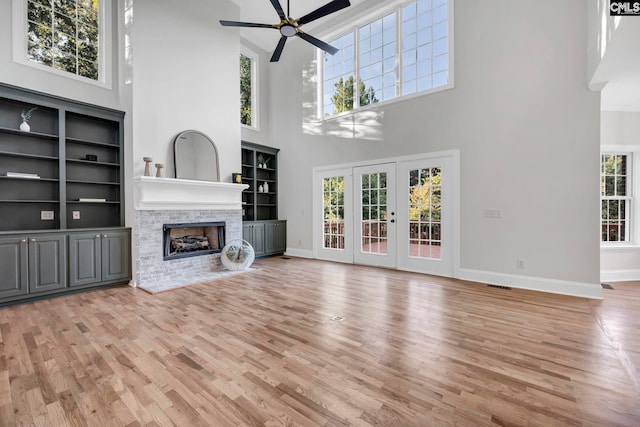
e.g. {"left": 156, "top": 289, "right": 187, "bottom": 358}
{"left": 220, "top": 0, "right": 351, "bottom": 62}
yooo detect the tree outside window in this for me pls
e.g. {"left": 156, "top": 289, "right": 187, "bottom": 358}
{"left": 27, "top": 0, "right": 100, "bottom": 80}
{"left": 240, "top": 54, "right": 252, "bottom": 126}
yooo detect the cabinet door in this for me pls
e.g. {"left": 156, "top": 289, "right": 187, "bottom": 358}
{"left": 101, "top": 230, "right": 131, "bottom": 282}
{"left": 28, "top": 234, "right": 67, "bottom": 294}
{"left": 273, "top": 221, "right": 287, "bottom": 253}
{"left": 252, "top": 223, "right": 266, "bottom": 257}
{"left": 0, "top": 236, "right": 29, "bottom": 299}
{"left": 264, "top": 221, "right": 286, "bottom": 255}
{"left": 242, "top": 224, "right": 253, "bottom": 244}
{"left": 264, "top": 222, "right": 276, "bottom": 255}
{"left": 69, "top": 233, "right": 101, "bottom": 287}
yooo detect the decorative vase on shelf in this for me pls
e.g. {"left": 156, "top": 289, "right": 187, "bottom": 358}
{"left": 258, "top": 185, "right": 264, "bottom": 193}
{"left": 263, "top": 181, "right": 269, "bottom": 192}
{"left": 20, "top": 107, "right": 37, "bottom": 132}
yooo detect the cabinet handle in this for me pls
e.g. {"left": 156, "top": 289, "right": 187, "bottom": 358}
{"left": 31, "top": 238, "right": 36, "bottom": 242}
{"left": 103, "top": 234, "right": 107, "bottom": 238}
{"left": 21, "top": 239, "right": 26, "bottom": 243}
{"left": 96, "top": 234, "right": 101, "bottom": 238}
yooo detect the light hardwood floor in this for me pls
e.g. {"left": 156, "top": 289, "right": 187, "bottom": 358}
{"left": 1, "top": 257, "right": 639, "bottom": 426}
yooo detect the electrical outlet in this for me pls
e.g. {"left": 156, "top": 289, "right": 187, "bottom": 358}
{"left": 517, "top": 259, "right": 525, "bottom": 269}
{"left": 72, "top": 211, "right": 80, "bottom": 220}
{"left": 40, "top": 211, "right": 54, "bottom": 220}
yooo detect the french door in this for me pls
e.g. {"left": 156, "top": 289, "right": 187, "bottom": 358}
{"left": 353, "top": 164, "right": 396, "bottom": 268}
{"left": 314, "top": 153, "right": 456, "bottom": 277}
{"left": 396, "top": 157, "right": 453, "bottom": 277}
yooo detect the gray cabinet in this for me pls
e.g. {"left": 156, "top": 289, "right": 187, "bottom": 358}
{"left": 0, "top": 228, "right": 130, "bottom": 305}
{"left": 0, "top": 233, "right": 66, "bottom": 300}
{"left": 69, "top": 229, "right": 131, "bottom": 287}
{"left": 101, "top": 230, "right": 131, "bottom": 282}
{"left": 28, "top": 234, "right": 67, "bottom": 294}
{"left": 0, "top": 236, "right": 28, "bottom": 299}
{"left": 265, "top": 221, "right": 286, "bottom": 255}
{"left": 243, "top": 222, "right": 265, "bottom": 256}
{"left": 243, "top": 220, "right": 286, "bottom": 257}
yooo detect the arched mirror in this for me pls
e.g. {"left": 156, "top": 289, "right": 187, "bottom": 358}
{"left": 173, "top": 130, "right": 220, "bottom": 181}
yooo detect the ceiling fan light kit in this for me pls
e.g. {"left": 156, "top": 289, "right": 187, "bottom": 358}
{"left": 220, "top": 0, "right": 351, "bottom": 62}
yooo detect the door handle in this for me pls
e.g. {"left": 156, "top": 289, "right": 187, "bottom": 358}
{"left": 390, "top": 219, "right": 395, "bottom": 223}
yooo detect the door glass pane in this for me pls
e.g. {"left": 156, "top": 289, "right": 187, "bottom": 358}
{"left": 323, "top": 176, "right": 345, "bottom": 249}
{"left": 361, "top": 172, "right": 388, "bottom": 254}
{"left": 408, "top": 167, "right": 441, "bottom": 259}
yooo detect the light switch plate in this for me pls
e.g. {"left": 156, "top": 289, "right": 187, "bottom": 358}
{"left": 72, "top": 211, "right": 80, "bottom": 220}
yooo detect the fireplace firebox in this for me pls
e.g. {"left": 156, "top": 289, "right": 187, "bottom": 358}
{"left": 163, "top": 222, "right": 225, "bottom": 260}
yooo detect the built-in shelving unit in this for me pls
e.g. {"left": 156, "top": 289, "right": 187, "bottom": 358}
{"left": 0, "top": 83, "right": 130, "bottom": 306}
{"left": 241, "top": 141, "right": 286, "bottom": 256}
{"left": 241, "top": 141, "right": 279, "bottom": 221}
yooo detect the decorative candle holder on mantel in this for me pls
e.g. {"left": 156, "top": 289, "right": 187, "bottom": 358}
{"left": 155, "top": 163, "right": 164, "bottom": 177}
{"left": 143, "top": 157, "right": 153, "bottom": 176}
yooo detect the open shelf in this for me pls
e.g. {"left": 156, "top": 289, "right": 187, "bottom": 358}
{"left": 0, "top": 82, "right": 125, "bottom": 231}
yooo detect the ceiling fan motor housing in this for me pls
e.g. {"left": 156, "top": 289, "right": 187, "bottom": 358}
{"left": 280, "top": 24, "right": 297, "bottom": 37}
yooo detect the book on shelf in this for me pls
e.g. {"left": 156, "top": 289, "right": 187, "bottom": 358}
{"left": 78, "top": 198, "right": 107, "bottom": 202}
{"left": 1, "top": 172, "right": 40, "bottom": 179}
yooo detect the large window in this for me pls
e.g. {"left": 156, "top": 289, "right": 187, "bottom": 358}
{"left": 27, "top": 0, "right": 100, "bottom": 79}
{"left": 601, "top": 153, "right": 632, "bottom": 243}
{"left": 321, "top": 0, "right": 451, "bottom": 117}
{"left": 240, "top": 49, "right": 258, "bottom": 129}
{"left": 13, "top": 0, "right": 111, "bottom": 86}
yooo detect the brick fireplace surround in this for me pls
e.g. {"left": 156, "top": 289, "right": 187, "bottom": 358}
{"left": 133, "top": 177, "right": 248, "bottom": 291}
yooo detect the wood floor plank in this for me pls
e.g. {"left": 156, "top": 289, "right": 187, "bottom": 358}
{"left": 1, "top": 257, "right": 639, "bottom": 426}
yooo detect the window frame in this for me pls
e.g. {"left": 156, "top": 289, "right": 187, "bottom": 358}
{"left": 601, "top": 149, "right": 636, "bottom": 246}
{"left": 11, "top": 0, "right": 113, "bottom": 89}
{"left": 317, "top": 0, "right": 454, "bottom": 120}
{"left": 240, "top": 46, "right": 259, "bottom": 131}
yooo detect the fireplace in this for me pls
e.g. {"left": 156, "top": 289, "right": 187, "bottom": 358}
{"left": 163, "top": 221, "right": 225, "bottom": 260}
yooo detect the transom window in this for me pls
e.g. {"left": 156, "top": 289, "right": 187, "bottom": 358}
{"left": 26, "top": 0, "right": 100, "bottom": 80}
{"left": 321, "top": 0, "right": 451, "bottom": 117}
{"left": 601, "top": 153, "right": 632, "bottom": 243}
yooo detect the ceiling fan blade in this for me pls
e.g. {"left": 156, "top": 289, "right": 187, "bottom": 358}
{"left": 271, "top": 36, "right": 288, "bottom": 62}
{"left": 220, "top": 20, "right": 275, "bottom": 29}
{"left": 270, "top": 0, "right": 287, "bottom": 20}
{"left": 297, "top": 32, "right": 338, "bottom": 55}
{"left": 297, "top": 0, "right": 351, "bottom": 26}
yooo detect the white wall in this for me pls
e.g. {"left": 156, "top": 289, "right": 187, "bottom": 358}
{"left": 130, "top": 0, "right": 240, "bottom": 183}
{"left": 601, "top": 111, "right": 640, "bottom": 281}
{"left": 271, "top": 0, "right": 601, "bottom": 295}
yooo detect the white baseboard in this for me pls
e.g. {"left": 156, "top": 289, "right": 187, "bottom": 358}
{"left": 284, "top": 248, "right": 314, "bottom": 259}
{"left": 600, "top": 269, "right": 640, "bottom": 282}
{"left": 458, "top": 268, "right": 602, "bottom": 299}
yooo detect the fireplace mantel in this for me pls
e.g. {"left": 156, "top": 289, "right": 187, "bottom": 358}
{"left": 134, "top": 176, "right": 248, "bottom": 210}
